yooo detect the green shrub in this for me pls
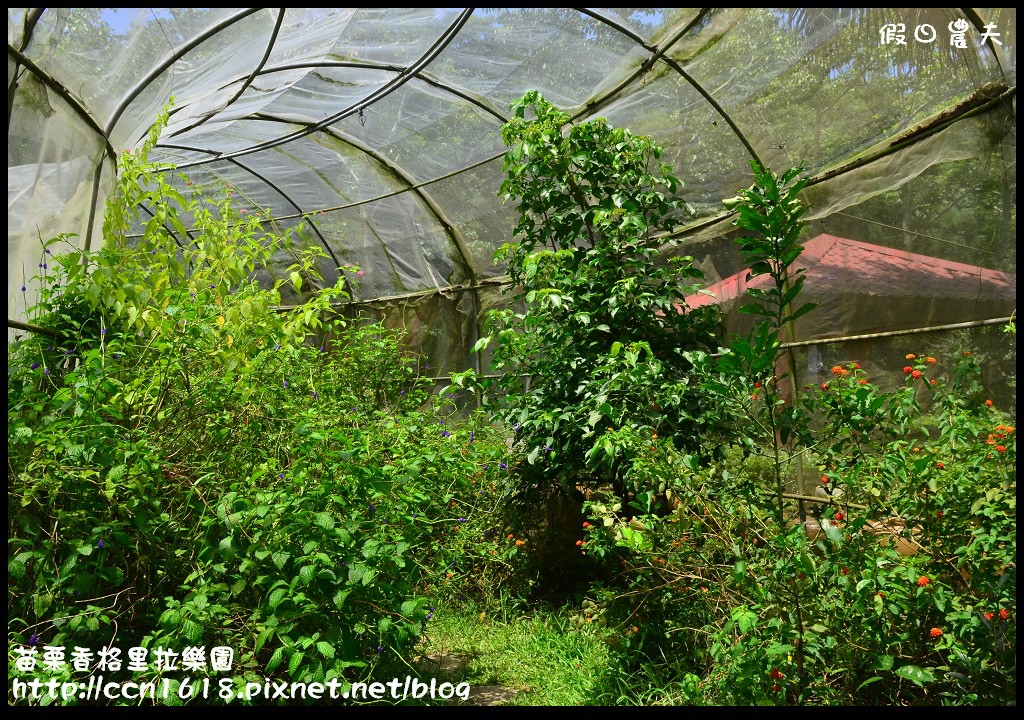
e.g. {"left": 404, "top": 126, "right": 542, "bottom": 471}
{"left": 7, "top": 107, "right": 527, "bottom": 705}
{"left": 474, "top": 91, "right": 722, "bottom": 502}
{"left": 576, "top": 165, "right": 1016, "bottom": 706}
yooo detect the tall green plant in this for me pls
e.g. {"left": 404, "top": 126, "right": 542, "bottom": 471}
{"left": 471, "top": 91, "right": 721, "bottom": 501}
{"left": 8, "top": 105, "right": 531, "bottom": 705}
{"left": 676, "top": 161, "right": 820, "bottom": 699}
{"left": 687, "top": 161, "right": 817, "bottom": 527}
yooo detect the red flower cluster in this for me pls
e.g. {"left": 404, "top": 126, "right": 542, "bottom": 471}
{"left": 831, "top": 365, "right": 848, "bottom": 377}
{"left": 917, "top": 576, "right": 930, "bottom": 587}
{"left": 999, "top": 609, "right": 1011, "bottom": 621}
{"left": 911, "top": 370, "right": 923, "bottom": 379}
{"left": 834, "top": 511, "right": 845, "bottom": 522}
{"left": 769, "top": 668, "right": 785, "bottom": 681}
{"left": 986, "top": 426, "right": 1013, "bottom": 454}
{"left": 821, "top": 475, "right": 830, "bottom": 485}
{"left": 930, "top": 627, "right": 943, "bottom": 638}
{"left": 903, "top": 366, "right": 914, "bottom": 374}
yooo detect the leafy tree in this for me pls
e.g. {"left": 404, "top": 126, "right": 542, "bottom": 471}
{"left": 470, "top": 90, "right": 722, "bottom": 501}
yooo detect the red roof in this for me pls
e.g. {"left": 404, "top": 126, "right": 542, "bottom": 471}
{"left": 685, "top": 233, "right": 1016, "bottom": 310}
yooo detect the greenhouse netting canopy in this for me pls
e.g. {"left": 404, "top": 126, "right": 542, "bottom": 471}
{"left": 7, "top": 8, "right": 1016, "bottom": 375}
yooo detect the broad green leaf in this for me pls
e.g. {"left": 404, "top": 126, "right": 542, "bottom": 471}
{"left": 895, "top": 664, "right": 936, "bottom": 687}
{"left": 182, "top": 618, "right": 203, "bottom": 644}
{"left": 315, "top": 512, "right": 335, "bottom": 531}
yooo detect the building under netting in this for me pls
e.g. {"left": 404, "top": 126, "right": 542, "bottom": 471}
{"left": 9, "top": 8, "right": 1015, "bottom": 395}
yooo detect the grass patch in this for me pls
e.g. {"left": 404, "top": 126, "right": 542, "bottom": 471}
{"left": 417, "top": 603, "right": 612, "bottom": 705}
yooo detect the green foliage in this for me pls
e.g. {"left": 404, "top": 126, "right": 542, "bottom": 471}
{"left": 9, "top": 96, "right": 1014, "bottom": 708}
{"left": 575, "top": 355, "right": 1014, "bottom": 705}
{"left": 8, "top": 107, "right": 526, "bottom": 705}
{"left": 573, "top": 170, "right": 1016, "bottom": 706}
{"left": 478, "top": 90, "right": 722, "bottom": 499}
{"left": 687, "top": 161, "right": 818, "bottom": 528}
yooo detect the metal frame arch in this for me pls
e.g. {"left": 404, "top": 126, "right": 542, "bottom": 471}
{"left": 168, "top": 8, "right": 289, "bottom": 139}
{"left": 103, "top": 8, "right": 266, "bottom": 141}
{"left": 156, "top": 142, "right": 339, "bottom": 267}
{"left": 577, "top": 8, "right": 764, "bottom": 168}
{"left": 162, "top": 9, "right": 476, "bottom": 168}
{"left": 242, "top": 115, "right": 480, "bottom": 289}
